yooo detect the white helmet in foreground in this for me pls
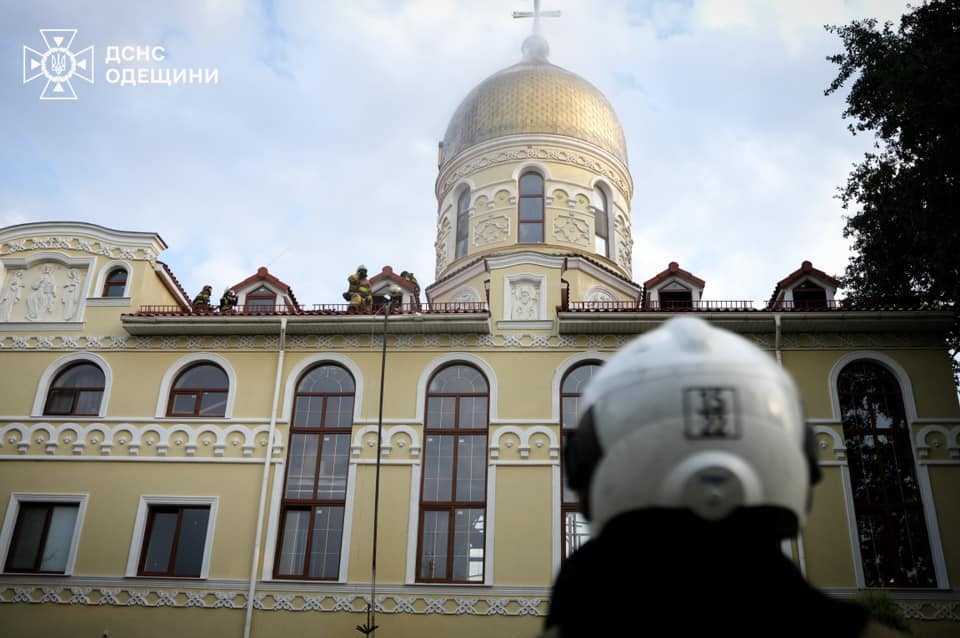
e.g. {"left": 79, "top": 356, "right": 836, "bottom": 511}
{"left": 566, "top": 316, "right": 821, "bottom": 538}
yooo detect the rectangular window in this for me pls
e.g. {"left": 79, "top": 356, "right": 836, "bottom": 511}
{"left": 2, "top": 494, "right": 88, "bottom": 576}
{"left": 138, "top": 505, "right": 211, "bottom": 577}
{"left": 4, "top": 503, "right": 80, "bottom": 574}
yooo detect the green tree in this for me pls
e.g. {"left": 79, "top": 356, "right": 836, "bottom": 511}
{"left": 826, "top": 1, "right": 960, "bottom": 369}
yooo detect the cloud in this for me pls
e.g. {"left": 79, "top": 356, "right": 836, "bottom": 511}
{"left": 0, "top": 0, "right": 911, "bottom": 305}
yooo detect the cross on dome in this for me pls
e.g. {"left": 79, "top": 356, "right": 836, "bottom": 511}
{"left": 513, "top": 0, "right": 561, "bottom": 62}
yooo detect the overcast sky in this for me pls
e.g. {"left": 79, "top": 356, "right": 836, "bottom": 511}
{"left": 1, "top": 0, "right": 913, "bottom": 305}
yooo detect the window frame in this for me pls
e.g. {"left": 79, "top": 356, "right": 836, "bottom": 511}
{"left": 594, "top": 188, "right": 610, "bottom": 258}
{"left": 273, "top": 363, "right": 356, "bottom": 581}
{"left": 42, "top": 361, "right": 106, "bottom": 417}
{"left": 125, "top": 495, "right": 218, "bottom": 579}
{"left": 559, "top": 361, "right": 602, "bottom": 560}
{"left": 837, "top": 360, "right": 936, "bottom": 589}
{"left": 166, "top": 362, "right": 230, "bottom": 418}
{"left": 244, "top": 285, "right": 279, "bottom": 311}
{"left": 455, "top": 188, "right": 471, "bottom": 259}
{"left": 517, "top": 171, "right": 545, "bottom": 244}
{"left": 0, "top": 493, "right": 89, "bottom": 576}
{"left": 101, "top": 267, "right": 128, "bottom": 298}
{"left": 415, "top": 363, "right": 490, "bottom": 584}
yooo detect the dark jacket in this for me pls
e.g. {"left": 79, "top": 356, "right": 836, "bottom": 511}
{"left": 544, "top": 509, "right": 901, "bottom": 637}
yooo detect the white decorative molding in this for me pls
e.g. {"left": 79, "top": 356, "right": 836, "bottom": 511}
{"left": 552, "top": 213, "right": 590, "bottom": 246}
{"left": 0, "top": 493, "right": 89, "bottom": 576}
{"left": 414, "top": 353, "right": 499, "bottom": 422}
{"left": 434, "top": 216, "right": 452, "bottom": 278}
{"left": 154, "top": 353, "right": 238, "bottom": 419}
{"left": 614, "top": 213, "right": 633, "bottom": 274}
{"left": 487, "top": 252, "right": 565, "bottom": 271}
{"left": 827, "top": 351, "right": 918, "bottom": 423}
{"left": 489, "top": 425, "right": 559, "bottom": 460}
{"left": 0, "top": 222, "right": 165, "bottom": 264}
{"left": 125, "top": 495, "right": 219, "bottom": 579}
{"left": 812, "top": 425, "right": 846, "bottom": 462}
{"left": 0, "top": 579, "right": 549, "bottom": 616}
{"left": 0, "top": 253, "right": 95, "bottom": 327}
{"left": 503, "top": 273, "right": 546, "bottom": 322}
{"left": 451, "top": 287, "right": 481, "bottom": 304}
{"left": 350, "top": 424, "right": 422, "bottom": 459}
{"left": 584, "top": 286, "right": 616, "bottom": 303}
{"left": 473, "top": 215, "right": 510, "bottom": 247}
{"left": 280, "top": 354, "right": 364, "bottom": 424}
{"left": 437, "top": 135, "right": 632, "bottom": 201}
{"left": 32, "top": 351, "right": 113, "bottom": 418}
{"left": 91, "top": 260, "right": 133, "bottom": 299}
{"left": 915, "top": 425, "right": 960, "bottom": 461}
{"left": 0, "top": 421, "right": 280, "bottom": 461}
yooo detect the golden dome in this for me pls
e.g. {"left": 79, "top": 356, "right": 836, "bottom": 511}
{"left": 441, "top": 35, "right": 628, "bottom": 166}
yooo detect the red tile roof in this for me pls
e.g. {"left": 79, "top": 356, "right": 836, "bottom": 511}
{"left": 369, "top": 265, "right": 421, "bottom": 296}
{"left": 769, "top": 260, "right": 841, "bottom": 304}
{"left": 230, "top": 266, "right": 300, "bottom": 310}
{"left": 643, "top": 262, "right": 705, "bottom": 289}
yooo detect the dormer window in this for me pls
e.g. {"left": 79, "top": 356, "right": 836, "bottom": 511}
{"left": 245, "top": 286, "right": 277, "bottom": 311}
{"left": 102, "top": 267, "right": 127, "bottom": 297}
{"left": 792, "top": 280, "right": 827, "bottom": 310}
{"left": 658, "top": 283, "right": 693, "bottom": 310}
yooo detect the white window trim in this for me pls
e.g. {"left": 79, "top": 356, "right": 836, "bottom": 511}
{"left": 827, "top": 351, "right": 950, "bottom": 589}
{"left": 414, "top": 353, "right": 498, "bottom": 422}
{"left": 155, "top": 353, "right": 238, "bottom": 419}
{"left": 0, "top": 492, "right": 89, "bottom": 576}
{"left": 280, "top": 354, "right": 364, "bottom": 424}
{"left": 648, "top": 277, "right": 701, "bottom": 303}
{"left": 91, "top": 259, "right": 133, "bottom": 299}
{"left": 125, "top": 495, "right": 219, "bottom": 579}
{"left": 32, "top": 351, "right": 113, "bottom": 418}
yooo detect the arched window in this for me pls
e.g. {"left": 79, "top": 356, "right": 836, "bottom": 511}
{"left": 275, "top": 364, "right": 355, "bottom": 580}
{"left": 560, "top": 362, "right": 601, "bottom": 559}
{"left": 594, "top": 189, "right": 609, "bottom": 257}
{"left": 518, "top": 172, "right": 545, "bottom": 243}
{"left": 43, "top": 362, "right": 105, "bottom": 416}
{"left": 102, "top": 267, "right": 127, "bottom": 297}
{"left": 417, "top": 364, "right": 489, "bottom": 583}
{"left": 838, "top": 360, "right": 935, "bottom": 587}
{"left": 167, "top": 363, "right": 229, "bottom": 418}
{"left": 455, "top": 189, "right": 470, "bottom": 259}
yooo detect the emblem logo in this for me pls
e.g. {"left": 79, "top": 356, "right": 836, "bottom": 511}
{"left": 683, "top": 387, "right": 740, "bottom": 439}
{"left": 23, "top": 29, "right": 95, "bottom": 101}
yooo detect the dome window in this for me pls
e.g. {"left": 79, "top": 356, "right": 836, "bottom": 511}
{"left": 518, "top": 172, "right": 544, "bottom": 243}
{"left": 102, "top": 267, "right": 127, "bottom": 297}
{"left": 455, "top": 189, "right": 470, "bottom": 259}
{"left": 595, "top": 188, "right": 609, "bottom": 258}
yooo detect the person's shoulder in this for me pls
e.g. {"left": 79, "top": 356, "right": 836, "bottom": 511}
{"left": 859, "top": 620, "right": 909, "bottom": 638}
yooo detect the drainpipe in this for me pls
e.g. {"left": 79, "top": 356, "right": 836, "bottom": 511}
{"left": 243, "top": 317, "right": 287, "bottom": 638}
{"left": 773, "top": 313, "right": 782, "bottom": 365}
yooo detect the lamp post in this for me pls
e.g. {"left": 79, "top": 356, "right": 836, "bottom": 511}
{"left": 357, "top": 284, "right": 403, "bottom": 637}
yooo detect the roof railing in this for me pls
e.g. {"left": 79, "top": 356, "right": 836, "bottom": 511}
{"left": 128, "top": 302, "right": 489, "bottom": 317}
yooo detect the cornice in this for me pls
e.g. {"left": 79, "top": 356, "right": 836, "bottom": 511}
{"left": 436, "top": 134, "right": 633, "bottom": 202}
{"left": 0, "top": 222, "right": 167, "bottom": 257}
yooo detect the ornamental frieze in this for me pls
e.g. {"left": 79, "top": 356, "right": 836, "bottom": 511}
{"left": 438, "top": 144, "right": 631, "bottom": 201}
{"left": 0, "top": 236, "right": 158, "bottom": 263}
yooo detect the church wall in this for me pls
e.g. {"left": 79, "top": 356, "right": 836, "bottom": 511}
{"left": 802, "top": 467, "right": 858, "bottom": 588}
{"left": 492, "top": 466, "right": 554, "bottom": 586}
{"left": 781, "top": 348, "right": 960, "bottom": 420}
{"left": 0, "top": 461, "right": 259, "bottom": 579}
{"left": 346, "top": 464, "right": 414, "bottom": 584}
{"left": 928, "top": 467, "right": 960, "bottom": 586}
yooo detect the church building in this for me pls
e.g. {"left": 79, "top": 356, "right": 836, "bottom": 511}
{"left": 0, "top": 13, "right": 958, "bottom": 638}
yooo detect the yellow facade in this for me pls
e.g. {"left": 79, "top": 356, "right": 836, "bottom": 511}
{"left": 2, "top": 29, "right": 959, "bottom": 638}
